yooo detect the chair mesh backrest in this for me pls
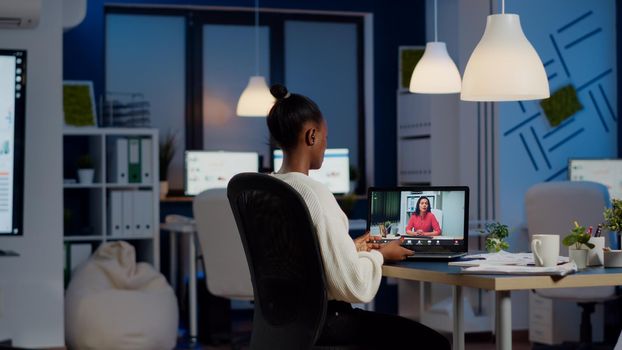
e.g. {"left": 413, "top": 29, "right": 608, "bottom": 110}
{"left": 525, "top": 181, "right": 610, "bottom": 255}
{"left": 192, "top": 188, "right": 253, "bottom": 300}
{"left": 227, "top": 173, "right": 327, "bottom": 349}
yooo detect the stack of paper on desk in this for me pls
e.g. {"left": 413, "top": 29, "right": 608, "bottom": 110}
{"left": 459, "top": 261, "right": 577, "bottom": 276}
{"left": 451, "top": 251, "right": 576, "bottom": 276}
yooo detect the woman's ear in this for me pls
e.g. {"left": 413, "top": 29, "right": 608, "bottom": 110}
{"left": 305, "top": 128, "right": 316, "bottom": 146}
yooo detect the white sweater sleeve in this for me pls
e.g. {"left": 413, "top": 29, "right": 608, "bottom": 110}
{"left": 317, "top": 203, "right": 384, "bottom": 303}
{"left": 274, "top": 173, "right": 384, "bottom": 303}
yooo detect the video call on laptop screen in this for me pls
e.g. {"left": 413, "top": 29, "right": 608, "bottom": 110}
{"left": 367, "top": 187, "right": 469, "bottom": 252}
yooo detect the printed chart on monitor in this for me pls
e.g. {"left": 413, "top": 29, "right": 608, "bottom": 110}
{"left": 273, "top": 148, "right": 350, "bottom": 194}
{"left": 185, "top": 151, "right": 259, "bottom": 196}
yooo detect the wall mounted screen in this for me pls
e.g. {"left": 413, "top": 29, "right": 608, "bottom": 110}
{"left": 184, "top": 151, "right": 258, "bottom": 196}
{"left": 0, "top": 49, "right": 26, "bottom": 235}
{"left": 273, "top": 148, "right": 350, "bottom": 194}
{"left": 569, "top": 159, "right": 622, "bottom": 200}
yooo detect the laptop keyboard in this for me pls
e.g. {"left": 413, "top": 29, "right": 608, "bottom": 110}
{"left": 407, "top": 252, "right": 466, "bottom": 259}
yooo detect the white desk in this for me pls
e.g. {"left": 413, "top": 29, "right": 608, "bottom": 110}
{"left": 160, "top": 221, "right": 198, "bottom": 343}
{"left": 383, "top": 261, "right": 622, "bottom": 350}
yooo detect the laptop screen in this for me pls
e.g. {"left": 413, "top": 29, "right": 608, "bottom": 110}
{"left": 367, "top": 186, "right": 469, "bottom": 253}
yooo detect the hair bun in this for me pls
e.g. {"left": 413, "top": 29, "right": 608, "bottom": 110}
{"left": 270, "top": 84, "right": 289, "bottom": 100}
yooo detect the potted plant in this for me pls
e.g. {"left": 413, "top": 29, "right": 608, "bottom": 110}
{"left": 481, "top": 222, "right": 510, "bottom": 252}
{"left": 604, "top": 198, "right": 622, "bottom": 237}
{"left": 385, "top": 220, "right": 393, "bottom": 234}
{"left": 77, "top": 154, "right": 95, "bottom": 184}
{"left": 563, "top": 221, "right": 595, "bottom": 269}
{"left": 159, "top": 131, "right": 176, "bottom": 199}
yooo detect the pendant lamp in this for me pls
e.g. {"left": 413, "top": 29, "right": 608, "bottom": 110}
{"left": 236, "top": 0, "right": 274, "bottom": 117}
{"left": 409, "top": 0, "right": 461, "bottom": 94}
{"left": 460, "top": 0, "right": 549, "bottom": 101}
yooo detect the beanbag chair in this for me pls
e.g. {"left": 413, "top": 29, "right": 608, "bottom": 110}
{"left": 65, "top": 241, "right": 178, "bottom": 350}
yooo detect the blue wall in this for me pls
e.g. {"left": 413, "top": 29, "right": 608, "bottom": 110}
{"left": 63, "top": 0, "right": 427, "bottom": 187}
{"left": 498, "top": 0, "right": 617, "bottom": 228}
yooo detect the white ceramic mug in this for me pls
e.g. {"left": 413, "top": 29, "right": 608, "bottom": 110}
{"left": 531, "top": 234, "right": 560, "bottom": 267}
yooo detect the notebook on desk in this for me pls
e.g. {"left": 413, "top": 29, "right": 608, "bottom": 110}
{"left": 367, "top": 186, "right": 469, "bottom": 259}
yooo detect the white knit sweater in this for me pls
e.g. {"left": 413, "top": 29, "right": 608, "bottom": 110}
{"left": 272, "top": 172, "right": 384, "bottom": 303}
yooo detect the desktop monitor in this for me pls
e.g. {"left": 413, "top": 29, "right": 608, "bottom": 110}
{"left": 0, "top": 49, "right": 25, "bottom": 236}
{"left": 184, "top": 151, "right": 258, "bottom": 196}
{"left": 568, "top": 159, "right": 622, "bottom": 200}
{"left": 273, "top": 148, "right": 350, "bottom": 194}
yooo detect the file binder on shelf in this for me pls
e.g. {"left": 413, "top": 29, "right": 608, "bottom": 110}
{"left": 109, "top": 190, "right": 123, "bottom": 237}
{"left": 134, "top": 190, "right": 153, "bottom": 236}
{"left": 122, "top": 190, "right": 134, "bottom": 236}
{"left": 128, "top": 138, "right": 141, "bottom": 183}
{"left": 140, "top": 138, "right": 152, "bottom": 184}
{"left": 115, "top": 138, "right": 128, "bottom": 183}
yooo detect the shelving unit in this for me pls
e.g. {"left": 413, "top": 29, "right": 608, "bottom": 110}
{"left": 396, "top": 92, "right": 432, "bottom": 185}
{"left": 63, "top": 127, "right": 160, "bottom": 270}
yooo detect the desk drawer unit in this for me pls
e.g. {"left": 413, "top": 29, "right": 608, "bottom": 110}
{"left": 528, "top": 291, "right": 604, "bottom": 345}
{"left": 529, "top": 293, "right": 554, "bottom": 344}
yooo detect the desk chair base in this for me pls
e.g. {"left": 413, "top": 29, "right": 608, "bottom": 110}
{"left": 579, "top": 302, "right": 595, "bottom": 343}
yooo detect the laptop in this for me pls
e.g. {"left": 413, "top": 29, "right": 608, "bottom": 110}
{"left": 367, "top": 186, "right": 469, "bottom": 259}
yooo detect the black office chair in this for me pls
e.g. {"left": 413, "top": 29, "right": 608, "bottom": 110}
{"left": 227, "top": 173, "right": 361, "bottom": 350}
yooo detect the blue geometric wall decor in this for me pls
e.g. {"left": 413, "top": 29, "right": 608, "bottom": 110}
{"left": 498, "top": 0, "right": 617, "bottom": 227}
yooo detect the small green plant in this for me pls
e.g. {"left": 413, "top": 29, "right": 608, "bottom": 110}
{"left": 384, "top": 220, "right": 393, "bottom": 234}
{"left": 159, "top": 131, "right": 176, "bottom": 181}
{"left": 77, "top": 154, "right": 93, "bottom": 169}
{"left": 563, "top": 221, "right": 595, "bottom": 250}
{"left": 481, "top": 222, "right": 510, "bottom": 252}
{"left": 604, "top": 199, "right": 622, "bottom": 233}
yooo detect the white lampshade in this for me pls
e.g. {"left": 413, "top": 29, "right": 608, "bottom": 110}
{"left": 409, "top": 42, "right": 461, "bottom": 94}
{"left": 236, "top": 76, "right": 275, "bottom": 117}
{"left": 461, "top": 14, "right": 549, "bottom": 101}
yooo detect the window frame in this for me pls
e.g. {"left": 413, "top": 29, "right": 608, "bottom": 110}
{"left": 105, "top": 5, "right": 368, "bottom": 193}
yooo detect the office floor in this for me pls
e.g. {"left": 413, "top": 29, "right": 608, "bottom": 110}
{"left": 174, "top": 299, "right": 535, "bottom": 350}
{"left": 178, "top": 332, "right": 533, "bottom": 350}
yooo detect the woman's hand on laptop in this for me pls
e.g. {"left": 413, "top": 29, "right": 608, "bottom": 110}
{"left": 379, "top": 237, "right": 415, "bottom": 261}
{"left": 354, "top": 232, "right": 381, "bottom": 252}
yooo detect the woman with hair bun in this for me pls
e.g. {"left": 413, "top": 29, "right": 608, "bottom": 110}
{"left": 268, "top": 84, "right": 450, "bottom": 349}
